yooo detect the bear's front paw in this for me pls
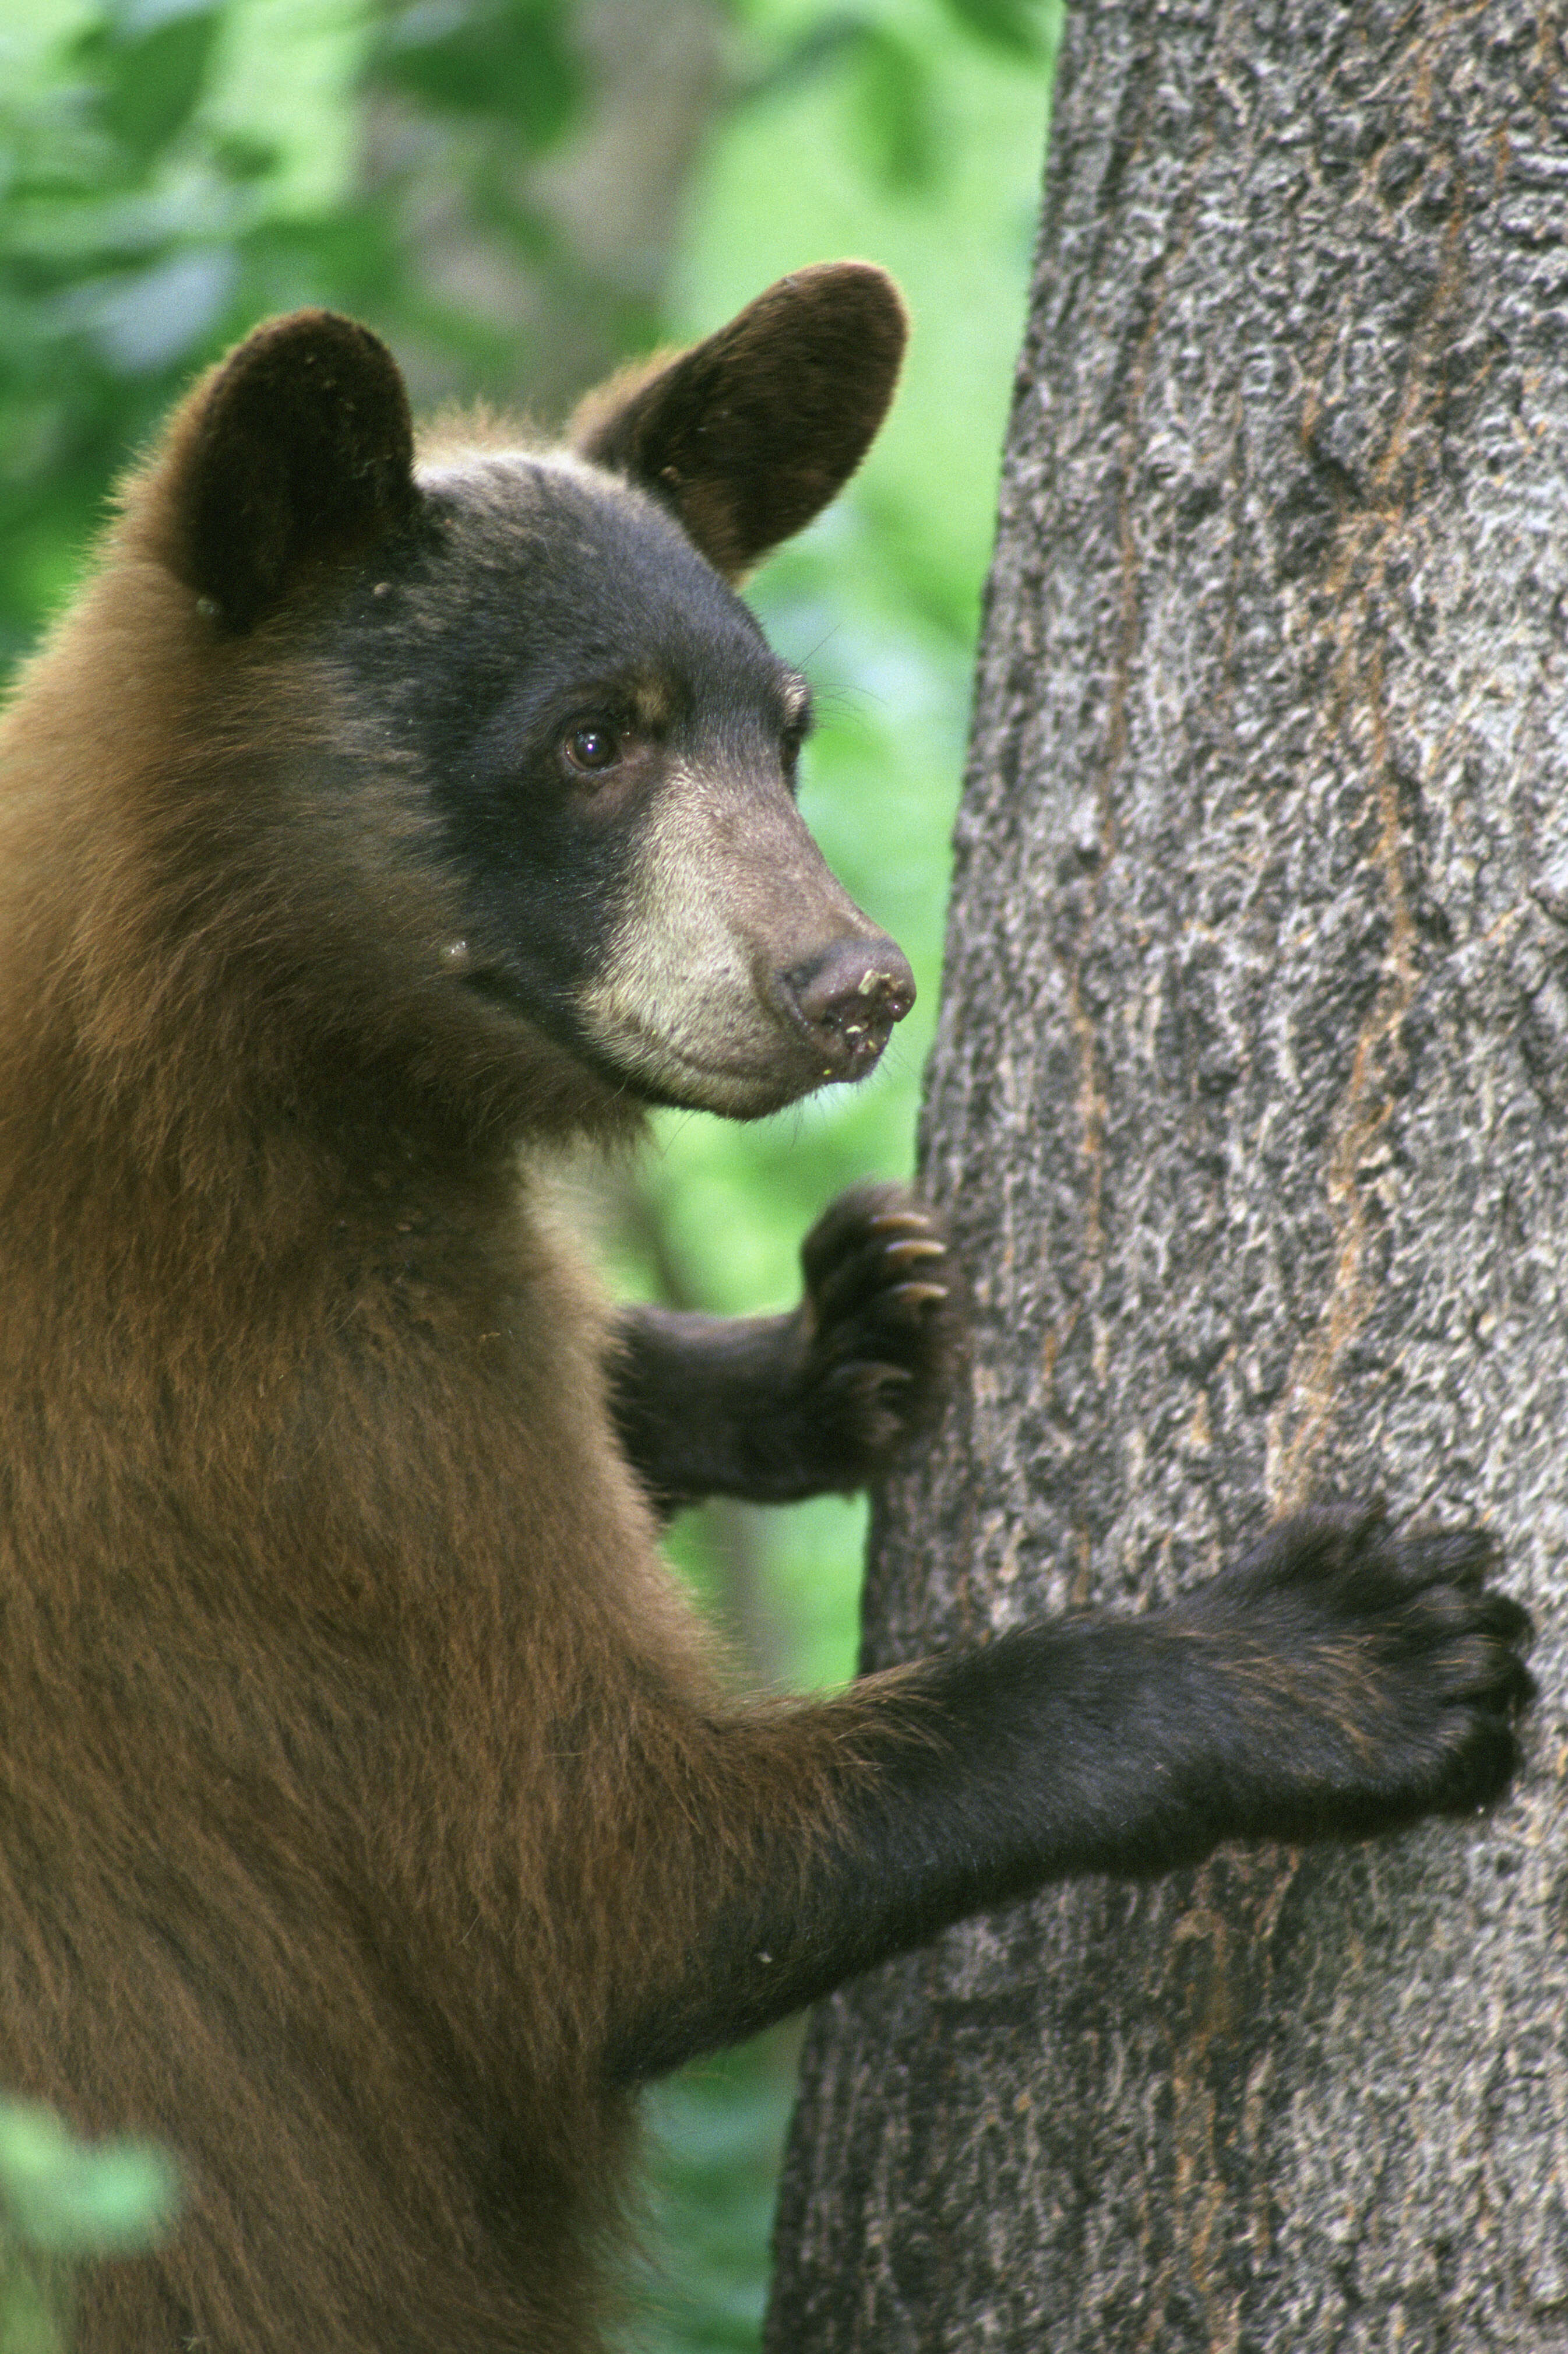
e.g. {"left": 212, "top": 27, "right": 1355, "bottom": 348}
{"left": 1189, "top": 1504, "right": 1534, "bottom": 1842}
{"left": 790, "top": 1183, "right": 958, "bottom": 1486}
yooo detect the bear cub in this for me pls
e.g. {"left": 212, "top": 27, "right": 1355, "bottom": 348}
{"left": 0, "top": 263, "right": 1532, "bottom": 2354}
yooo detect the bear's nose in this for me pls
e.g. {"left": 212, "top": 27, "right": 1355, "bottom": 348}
{"left": 780, "top": 937, "right": 916, "bottom": 1078}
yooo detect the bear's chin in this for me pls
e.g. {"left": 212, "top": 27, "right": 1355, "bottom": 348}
{"left": 597, "top": 1038, "right": 875, "bottom": 1123}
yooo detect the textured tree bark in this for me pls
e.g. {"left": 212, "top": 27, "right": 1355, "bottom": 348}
{"left": 767, "top": 6, "right": 1568, "bottom": 2348}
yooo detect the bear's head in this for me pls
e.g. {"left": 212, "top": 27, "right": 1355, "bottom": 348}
{"left": 117, "top": 266, "right": 915, "bottom": 1136}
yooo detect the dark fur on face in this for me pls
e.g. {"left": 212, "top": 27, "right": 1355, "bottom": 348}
{"left": 0, "top": 270, "right": 1531, "bottom": 2354}
{"left": 325, "top": 454, "right": 880, "bottom": 1117}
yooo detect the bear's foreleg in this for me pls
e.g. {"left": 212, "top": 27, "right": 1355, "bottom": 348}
{"left": 605, "top": 1507, "right": 1530, "bottom": 2081}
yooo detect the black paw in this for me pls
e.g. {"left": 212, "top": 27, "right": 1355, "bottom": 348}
{"left": 1189, "top": 1503, "right": 1534, "bottom": 1842}
{"left": 789, "top": 1183, "right": 960, "bottom": 1487}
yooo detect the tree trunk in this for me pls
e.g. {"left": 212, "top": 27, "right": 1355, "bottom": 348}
{"left": 767, "top": 7, "right": 1568, "bottom": 2348}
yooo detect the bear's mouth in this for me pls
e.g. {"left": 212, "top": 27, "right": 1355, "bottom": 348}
{"left": 462, "top": 962, "right": 837, "bottom": 1116}
{"left": 580, "top": 995, "right": 874, "bottom": 1118}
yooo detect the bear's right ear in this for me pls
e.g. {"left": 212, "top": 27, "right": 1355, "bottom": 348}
{"left": 163, "top": 311, "right": 417, "bottom": 633}
{"left": 568, "top": 263, "right": 908, "bottom": 581}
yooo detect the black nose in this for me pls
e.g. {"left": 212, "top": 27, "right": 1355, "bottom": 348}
{"left": 780, "top": 937, "right": 916, "bottom": 1079}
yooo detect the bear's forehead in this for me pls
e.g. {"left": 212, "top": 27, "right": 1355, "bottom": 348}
{"left": 416, "top": 445, "right": 610, "bottom": 514}
{"left": 414, "top": 451, "right": 708, "bottom": 585}
{"left": 392, "top": 449, "right": 780, "bottom": 682}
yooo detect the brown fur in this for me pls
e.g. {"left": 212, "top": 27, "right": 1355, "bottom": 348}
{"left": 0, "top": 322, "right": 911, "bottom": 2354}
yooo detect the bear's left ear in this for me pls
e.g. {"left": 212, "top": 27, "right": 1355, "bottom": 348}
{"left": 165, "top": 311, "right": 417, "bottom": 632}
{"left": 568, "top": 262, "right": 908, "bottom": 581}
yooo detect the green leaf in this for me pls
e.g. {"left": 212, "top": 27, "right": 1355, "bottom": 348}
{"left": 938, "top": 0, "right": 1048, "bottom": 58}
{"left": 212, "top": 132, "right": 281, "bottom": 185}
{"left": 731, "top": 13, "right": 862, "bottom": 108}
{"left": 74, "top": 9, "right": 223, "bottom": 170}
{"left": 372, "top": 1, "right": 584, "bottom": 152}
{"left": 0, "top": 2103, "right": 181, "bottom": 2255}
{"left": 850, "top": 27, "right": 939, "bottom": 195}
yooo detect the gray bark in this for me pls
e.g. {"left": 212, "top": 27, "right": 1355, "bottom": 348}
{"left": 767, "top": 6, "right": 1568, "bottom": 2348}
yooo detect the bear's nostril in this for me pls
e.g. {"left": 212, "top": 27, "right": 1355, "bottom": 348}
{"left": 782, "top": 938, "right": 916, "bottom": 1072}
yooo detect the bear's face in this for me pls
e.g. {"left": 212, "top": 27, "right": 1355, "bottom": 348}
{"left": 149, "top": 271, "right": 913, "bottom": 1130}
{"left": 329, "top": 453, "right": 911, "bottom": 1118}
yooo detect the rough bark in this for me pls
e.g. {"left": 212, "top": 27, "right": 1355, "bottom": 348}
{"left": 767, "top": 6, "right": 1568, "bottom": 2348}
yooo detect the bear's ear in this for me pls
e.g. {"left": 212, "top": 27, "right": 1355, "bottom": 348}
{"left": 568, "top": 262, "right": 908, "bottom": 580}
{"left": 165, "top": 311, "right": 417, "bottom": 632}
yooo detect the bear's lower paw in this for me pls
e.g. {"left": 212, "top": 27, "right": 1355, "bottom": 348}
{"left": 1180, "top": 1503, "right": 1534, "bottom": 1844}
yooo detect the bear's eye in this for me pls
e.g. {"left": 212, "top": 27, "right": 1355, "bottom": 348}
{"left": 562, "top": 721, "right": 622, "bottom": 776}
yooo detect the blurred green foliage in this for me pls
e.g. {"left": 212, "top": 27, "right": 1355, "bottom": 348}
{"left": 371, "top": 1, "right": 583, "bottom": 135}
{"left": 0, "top": 1, "right": 1057, "bottom": 2343}
{"left": 633, "top": 2031, "right": 801, "bottom": 2352}
{"left": 0, "top": 2100, "right": 180, "bottom": 2353}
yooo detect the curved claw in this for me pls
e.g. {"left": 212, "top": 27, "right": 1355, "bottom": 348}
{"left": 864, "top": 1209, "right": 938, "bottom": 1237}
{"left": 882, "top": 1237, "right": 947, "bottom": 1272}
{"left": 889, "top": 1281, "right": 949, "bottom": 1313}
{"left": 840, "top": 1363, "right": 914, "bottom": 1396}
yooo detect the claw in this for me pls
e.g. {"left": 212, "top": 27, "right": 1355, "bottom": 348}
{"left": 843, "top": 1363, "right": 914, "bottom": 1398}
{"left": 882, "top": 1237, "right": 946, "bottom": 1271}
{"left": 890, "top": 1281, "right": 948, "bottom": 1313}
{"left": 865, "top": 1209, "right": 935, "bottom": 1237}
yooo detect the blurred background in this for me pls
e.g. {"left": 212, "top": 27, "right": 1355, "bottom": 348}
{"left": 0, "top": 1, "right": 1058, "bottom": 2341}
